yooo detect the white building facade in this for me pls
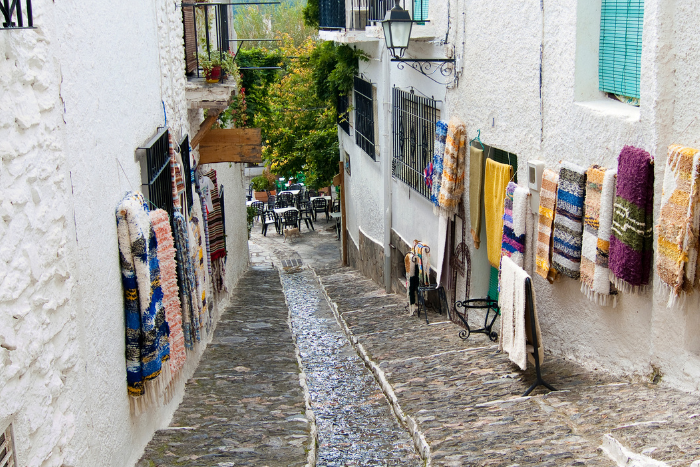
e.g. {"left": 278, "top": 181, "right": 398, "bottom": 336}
{"left": 0, "top": 1, "right": 249, "bottom": 465}
{"left": 327, "top": 0, "right": 700, "bottom": 392}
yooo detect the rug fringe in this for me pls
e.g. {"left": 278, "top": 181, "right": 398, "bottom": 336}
{"left": 609, "top": 273, "right": 649, "bottom": 295}
{"left": 580, "top": 283, "right": 618, "bottom": 308}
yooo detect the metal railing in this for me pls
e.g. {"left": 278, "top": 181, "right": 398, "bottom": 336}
{"left": 181, "top": 2, "right": 280, "bottom": 79}
{"left": 354, "top": 76, "right": 375, "bottom": 159}
{"left": 319, "top": 0, "right": 426, "bottom": 31}
{"left": 391, "top": 86, "right": 438, "bottom": 199}
{"left": 1, "top": 0, "right": 33, "bottom": 29}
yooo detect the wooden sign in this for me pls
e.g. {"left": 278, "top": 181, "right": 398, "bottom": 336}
{"left": 198, "top": 128, "right": 262, "bottom": 164}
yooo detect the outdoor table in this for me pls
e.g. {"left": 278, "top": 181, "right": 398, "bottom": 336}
{"left": 330, "top": 212, "right": 341, "bottom": 240}
{"left": 273, "top": 207, "right": 299, "bottom": 234}
{"left": 246, "top": 200, "right": 255, "bottom": 207}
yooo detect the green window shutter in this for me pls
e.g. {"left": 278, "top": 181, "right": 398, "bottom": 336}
{"left": 599, "top": 0, "right": 644, "bottom": 99}
{"left": 413, "top": 0, "right": 428, "bottom": 24}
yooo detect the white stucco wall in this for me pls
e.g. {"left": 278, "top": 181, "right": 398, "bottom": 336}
{"left": 341, "top": 0, "right": 700, "bottom": 390}
{"left": 0, "top": 1, "right": 249, "bottom": 466}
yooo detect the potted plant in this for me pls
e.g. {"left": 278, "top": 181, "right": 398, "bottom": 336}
{"left": 200, "top": 52, "right": 239, "bottom": 84}
{"left": 246, "top": 205, "right": 257, "bottom": 239}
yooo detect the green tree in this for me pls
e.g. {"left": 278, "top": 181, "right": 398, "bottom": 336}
{"left": 233, "top": 0, "right": 316, "bottom": 49}
{"left": 255, "top": 39, "right": 339, "bottom": 188}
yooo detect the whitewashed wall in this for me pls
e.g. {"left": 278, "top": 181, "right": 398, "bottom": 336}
{"left": 0, "top": 1, "right": 248, "bottom": 466}
{"left": 340, "top": 0, "right": 700, "bottom": 390}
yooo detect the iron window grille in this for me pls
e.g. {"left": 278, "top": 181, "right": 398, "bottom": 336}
{"left": 1, "top": 0, "right": 33, "bottom": 29}
{"left": 391, "top": 87, "right": 438, "bottom": 199}
{"left": 319, "top": 0, "right": 345, "bottom": 29}
{"left": 0, "top": 422, "right": 16, "bottom": 467}
{"left": 354, "top": 76, "right": 375, "bottom": 159}
{"left": 136, "top": 128, "right": 174, "bottom": 219}
{"left": 338, "top": 94, "right": 350, "bottom": 134}
{"left": 179, "top": 134, "right": 193, "bottom": 212}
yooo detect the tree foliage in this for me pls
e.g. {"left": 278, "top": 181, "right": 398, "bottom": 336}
{"left": 233, "top": 0, "right": 316, "bottom": 48}
{"left": 255, "top": 39, "right": 339, "bottom": 188}
{"left": 309, "top": 41, "right": 368, "bottom": 109}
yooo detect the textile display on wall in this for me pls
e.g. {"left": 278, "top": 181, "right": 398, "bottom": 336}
{"left": 484, "top": 159, "right": 513, "bottom": 268}
{"left": 469, "top": 145, "right": 485, "bottom": 248}
{"left": 430, "top": 121, "right": 449, "bottom": 207}
{"left": 499, "top": 256, "right": 544, "bottom": 371}
{"left": 535, "top": 169, "right": 559, "bottom": 281}
{"left": 172, "top": 211, "right": 200, "bottom": 349}
{"left": 609, "top": 146, "right": 654, "bottom": 294}
{"left": 149, "top": 209, "right": 187, "bottom": 376}
{"left": 580, "top": 167, "right": 618, "bottom": 306}
{"left": 116, "top": 192, "right": 170, "bottom": 413}
{"left": 551, "top": 162, "right": 587, "bottom": 279}
{"left": 204, "top": 169, "right": 227, "bottom": 293}
{"left": 190, "top": 191, "right": 211, "bottom": 334}
{"left": 501, "top": 182, "right": 529, "bottom": 268}
{"left": 169, "top": 133, "right": 183, "bottom": 211}
{"left": 436, "top": 117, "right": 467, "bottom": 217}
{"left": 656, "top": 145, "right": 700, "bottom": 306}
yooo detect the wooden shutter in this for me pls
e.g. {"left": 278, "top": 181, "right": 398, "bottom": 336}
{"left": 183, "top": 5, "right": 197, "bottom": 75}
{"left": 598, "top": 0, "right": 644, "bottom": 99}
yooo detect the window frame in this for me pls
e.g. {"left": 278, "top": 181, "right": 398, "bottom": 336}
{"left": 354, "top": 76, "right": 376, "bottom": 160}
{"left": 391, "top": 86, "right": 439, "bottom": 199}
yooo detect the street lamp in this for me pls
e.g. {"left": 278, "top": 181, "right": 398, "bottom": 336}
{"left": 381, "top": 0, "right": 412, "bottom": 58}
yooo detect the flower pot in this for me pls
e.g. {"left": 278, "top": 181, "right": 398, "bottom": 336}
{"left": 205, "top": 66, "right": 222, "bottom": 83}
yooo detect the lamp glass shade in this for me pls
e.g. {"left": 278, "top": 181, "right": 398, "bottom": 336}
{"left": 382, "top": 2, "right": 412, "bottom": 56}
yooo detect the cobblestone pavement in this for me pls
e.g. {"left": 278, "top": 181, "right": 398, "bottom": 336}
{"left": 138, "top": 266, "right": 312, "bottom": 467}
{"left": 252, "top": 225, "right": 700, "bottom": 467}
{"left": 281, "top": 268, "right": 420, "bottom": 466}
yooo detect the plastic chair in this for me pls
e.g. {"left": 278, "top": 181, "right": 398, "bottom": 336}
{"left": 281, "top": 210, "right": 300, "bottom": 231}
{"left": 331, "top": 199, "right": 340, "bottom": 213}
{"left": 275, "top": 198, "right": 288, "bottom": 209}
{"left": 312, "top": 198, "right": 328, "bottom": 222}
{"left": 251, "top": 201, "right": 264, "bottom": 222}
{"left": 299, "top": 201, "right": 315, "bottom": 231}
{"left": 261, "top": 211, "right": 277, "bottom": 236}
{"left": 267, "top": 195, "right": 276, "bottom": 211}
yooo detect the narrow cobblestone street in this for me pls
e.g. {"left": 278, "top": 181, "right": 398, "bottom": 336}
{"left": 139, "top": 222, "right": 700, "bottom": 466}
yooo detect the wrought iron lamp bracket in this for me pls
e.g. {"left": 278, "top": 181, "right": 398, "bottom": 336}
{"left": 391, "top": 57, "right": 458, "bottom": 86}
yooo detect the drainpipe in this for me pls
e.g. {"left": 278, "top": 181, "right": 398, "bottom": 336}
{"left": 383, "top": 46, "right": 393, "bottom": 293}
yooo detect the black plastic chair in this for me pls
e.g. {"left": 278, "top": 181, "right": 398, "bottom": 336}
{"left": 275, "top": 198, "right": 288, "bottom": 209}
{"left": 281, "top": 210, "right": 300, "bottom": 231}
{"left": 261, "top": 211, "right": 277, "bottom": 236}
{"left": 331, "top": 199, "right": 340, "bottom": 213}
{"left": 312, "top": 198, "right": 328, "bottom": 222}
{"left": 267, "top": 195, "right": 276, "bottom": 211}
{"left": 251, "top": 201, "right": 264, "bottom": 222}
{"left": 289, "top": 183, "right": 302, "bottom": 191}
{"left": 308, "top": 189, "right": 318, "bottom": 198}
{"left": 299, "top": 201, "right": 314, "bottom": 231}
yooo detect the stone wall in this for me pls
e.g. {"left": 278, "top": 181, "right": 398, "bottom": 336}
{"left": 347, "top": 228, "right": 385, "bottom": 287}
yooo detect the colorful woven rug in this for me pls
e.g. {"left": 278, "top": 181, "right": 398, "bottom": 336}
{"left": 437, "top": 117, "right": 467, "bottom": 217}
{"left": 203, "top": 170, "right": 227, "bottom": 292}
{"left": 536, "top": 169, "right": 559, "bottom": 281}
{"left": 116, "top": 192, "right": 170, "bottom": 412}
{"left": 149, "top": 209, "right": 187, "bottom": 375}
{"left": 485, "top": 159, "right": 513, "bottom": 268}
{"left": 580, "top": 166, "right": 617, "bottom": 306}
{"left": 501, "top": 182, "right": 528, "bottom": 268}
{"left": 430, "top": 121, "right": 448, "bottom": 207}
{"left": 656, "top": 145, "right": 700, "bottom": 306}
{"left": 609, "top": 146, "right": 654, "bottom": 294}
{"left": 469, "top": 145, "right": 485, "bottom": 248}
{"left": 190, "top": 192, "right": 210, "bottom": 334}
{"left": 551, "top": 162, "right": 587, "bottom": 279}
{"left": 172, "top": 211, "right": 198, "bottom": 349}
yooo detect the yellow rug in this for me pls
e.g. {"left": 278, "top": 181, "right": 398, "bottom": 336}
{"left": 484, "top": 159, "right": 513, "bottom": 268}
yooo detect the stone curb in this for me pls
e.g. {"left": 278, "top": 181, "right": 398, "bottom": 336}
{"left": 312, "top": 268, "right": 432, "bottom": 466}
{"left": 277, "top": 266, "right": 318, "bottom": 467}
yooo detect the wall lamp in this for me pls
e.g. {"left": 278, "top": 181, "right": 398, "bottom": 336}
{"left": 381, "top": 0, "right": 456, "bottom": 85}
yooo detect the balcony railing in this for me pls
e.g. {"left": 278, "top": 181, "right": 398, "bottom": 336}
{"left": 319, "top": 0, "right": 426, "bottom": 31}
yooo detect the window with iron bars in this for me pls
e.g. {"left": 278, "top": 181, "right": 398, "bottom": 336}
{"left": 354, "top": 76, "right": 376, "bottom": 159}
{"left": 391, "top": 87, "right": 438, "bottom": 199}
{"left": 337, "top": 94, "right": 350, "bottom": 134}
{"left": 137, "top": 128, "right": 174, "bottom": 219}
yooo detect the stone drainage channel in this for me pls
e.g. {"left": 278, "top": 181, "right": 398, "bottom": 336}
{"left": 279, "top": 267, "right": 421, "bottom": 466}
